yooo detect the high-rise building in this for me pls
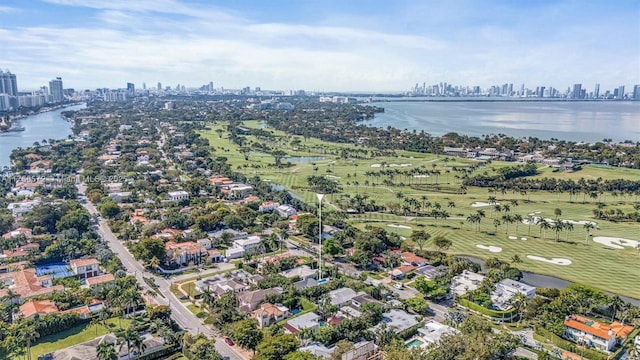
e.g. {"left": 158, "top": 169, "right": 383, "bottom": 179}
{"left": 633, "top": 85, "right": 640, "bottom": 100}
{"left": 157, "top": 82, "right": 162, "bottom": 91}
{"left": 617, "top": 85, "right": 625, "bottom": 99}
{"left": 0, "top": 70, "right": 18, "bottom": 96}
{"left": 49, "top": 77, "right": 64, "bottom": 102}
{"left": 594, "top": 84, "right": 600, "bottom": 99}
{"left": 572, "top": 84, "right": 582, "bottom": 99}
{"left": 142, "top": 82, "right": 146, "bottom": 90}
{"left": 127, "top": 82, "right": 135, "bottom": 96}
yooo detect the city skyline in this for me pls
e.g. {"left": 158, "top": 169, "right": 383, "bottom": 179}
{"left": 1, "top": 0, "right": 639, "bottom": 91}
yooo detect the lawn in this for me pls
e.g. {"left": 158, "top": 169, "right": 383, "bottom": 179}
{"left": 199, "top": 123, "right": 640, "bottom": 299}
{"left": 28, "top": 318, "right": 133, "bottom": 359}
{"left": 182, "top": 282, "right": 201, "bottom": 298}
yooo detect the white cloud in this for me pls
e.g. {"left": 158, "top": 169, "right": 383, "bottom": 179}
{"left": 3, "top": 1, "right": 639, "bottom": 91}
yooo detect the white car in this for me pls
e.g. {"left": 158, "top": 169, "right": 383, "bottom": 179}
{"left": 393, "top": 282, "right": 404, "bottom": 289}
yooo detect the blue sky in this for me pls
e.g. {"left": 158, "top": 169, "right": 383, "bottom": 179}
{"left": 1, "top": 0, "right": 639, "bottom": 91}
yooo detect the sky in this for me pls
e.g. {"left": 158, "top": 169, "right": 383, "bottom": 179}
{"left": 1, "top": 0, "right": 639, "bottom": 92}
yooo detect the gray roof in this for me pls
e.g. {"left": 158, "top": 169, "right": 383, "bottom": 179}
{"left": 328, "top": 287, "right": 357, "bottom": 306}
{"left": 287, "top": 312, "right": 320, "bottom": 330}
{"left": 373, "top": 309, "right": 420, "bottom": 333}
{"left": 294, "top": 277, "right": 319, "bottom": 290}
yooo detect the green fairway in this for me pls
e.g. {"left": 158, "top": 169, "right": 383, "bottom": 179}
{"left": 199, "top": 123, "right": 640, "bottom": 299}
{"left": 26, "top": 318, "right": 133, "bottom": 359}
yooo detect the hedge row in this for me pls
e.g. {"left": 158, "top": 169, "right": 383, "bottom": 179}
{"left": 534, "top": 326, "right": 608, "bottom": 360}
{"left": 458, "top": 298, "right": 516, "bottom": 320}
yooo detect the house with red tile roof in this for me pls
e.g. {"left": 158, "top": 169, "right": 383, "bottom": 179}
{"left": 250, "top": 303, "right": 290, "bottom": 329}
{"left": 389, "top": 265, "right": 417, "bottom": 280}
{"left": 2, "top": 227, "right": 33, "bottom": 240}
{"left": 0, "top": 269, "right": 64, "bottom": 302}
{"left": 165, "top": 241, "right": 208, "bottom": 266}
{"left": 70, "top": 258, "right": 101, "bottom": 279}
{"left": 84, "top": 274, "right": 115, "bottom": 290}
{"left": 563, "top": 314, "right": 626, "bottom": 352}
{"left": 18, "top": 299, "right": 59, "bottom": 319}
{"left": 401, "top": 252, "right": 428, "bottom": 266}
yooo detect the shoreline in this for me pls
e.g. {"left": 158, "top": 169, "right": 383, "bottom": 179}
{"left": 0, "top": 102, "right": 84, "bottom": 134}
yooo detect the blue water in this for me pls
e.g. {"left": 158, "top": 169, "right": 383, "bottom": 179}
{"left": 0, "top": 104, "right": 86, "bottom": 168}
{"left": 367, "top": 101, "right": 640, "bottom": 142}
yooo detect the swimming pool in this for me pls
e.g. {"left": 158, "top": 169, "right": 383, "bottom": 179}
{"left": 406, "top": 338, "right": 424, "bottom": 348}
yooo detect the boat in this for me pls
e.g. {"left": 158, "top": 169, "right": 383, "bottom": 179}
{"left": 7, "top": 125, "right": 25, "bottom": 132}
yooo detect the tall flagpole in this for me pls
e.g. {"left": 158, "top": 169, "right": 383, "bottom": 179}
{"left": 317, "top": 193, "right": 325, "bottom": 281}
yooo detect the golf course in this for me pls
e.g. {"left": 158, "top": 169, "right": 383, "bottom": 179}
{"left": 199, "top": 121, "right": 640, "bottom": 299}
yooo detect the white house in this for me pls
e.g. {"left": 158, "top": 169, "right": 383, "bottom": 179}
{"left": 234, "top": 236, "right": 262, "bottom": 252}
{"left": 417, "top": 320, "right": 458, "bottom": 346}
{"left": 69, "top": 258, "right": 102, "bottom": 279}
{"left": 280, "top": 265, "right": 318, "bottom": 280}
{"left": 7, "top": 199, "right": 41, "bottom": 216}
{"left": 492, "top": 279, "right": 536, "bottom": 310}
{"left": 276, "top": 205, "right": 297, "bottom": 218}
{"left": 225, "top": 236, "right": 262, "bottom": 259}
{"left": 259, "top": 201, "right": 280, "bottom": 213}
{"left": 284, "top": 312, "right": 321, "bottom": 334}
{"left": 450, "top": 270, "right": 486, "bottom": 297}
{"left": 167, "top": 191, "right": 189, "bottom": 201}
{"left": 373, "top": 309, "right": 420, "bottom": 333}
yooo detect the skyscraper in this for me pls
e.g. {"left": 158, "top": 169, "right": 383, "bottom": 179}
{"left": 617, "top": 85, "right": 625, "bottom": 99}
{"left": 0, "top": 70, "right": 18, "bottom": 96}
{"left": 572, "top": 84, "right": 582, "bottom": 99}
{"left": 633, "top": 85, "right": 640, "bottom": 100}
{"left": 49, "top": 77, "right": 64, "bottom": 102}
{"left": 157, "top": 82, "right": 162, "bottom": 91}
{"left": 127, "top": 82, "right": 135, "bottom": 96}
{"left": 594, "top": 84, "right": 600, "bottom": 99}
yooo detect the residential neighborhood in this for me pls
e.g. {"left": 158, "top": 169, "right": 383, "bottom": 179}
{"left": 0, "top": 96, "right": 638, "bottom": 360}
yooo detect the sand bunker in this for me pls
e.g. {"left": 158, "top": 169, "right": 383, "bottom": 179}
{"left": 476, "top": 245, "right": 502, "bottom": 253}
{"left": 471, "top": 201, "right": 500, "bottom": 208}
{"left": 401, "top": 164, "right": 412, "bottom": 167}
{"left": 325, "top": 175, "right": 340, "bottom": 179}
{"left": 593, "top": 237, "right": 640, "bottom": 250}
{"left": 388, "top": 224, "right": 412, "bottom": 230}
{"left": 520, "top": 237, "right": 527, "bottom": 241}
{"left": 508, "top": 236, "right": 517, "bottom": 240}
{"left": 371, "top": 164, "right": 381, "bottom": 168}
{"left": 527, "top": 255, "right": 572, "bottom": 266}
{"left": 413, "top": 175, "right": 429, "bottom": 178}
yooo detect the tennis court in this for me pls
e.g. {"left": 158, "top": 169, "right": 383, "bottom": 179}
{"left": 36, "top": 262, "right": 72, "bottom": 279}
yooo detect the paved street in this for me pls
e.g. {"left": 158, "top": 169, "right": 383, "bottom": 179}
{"left": 77, "top": 183, "right": 244, "bottom": 360}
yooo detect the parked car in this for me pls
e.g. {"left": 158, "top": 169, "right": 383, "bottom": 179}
{"left": 224, "top": 337, "right": 234, "bottom": 346}
{"left": 393, "top": 282, "right": 404, "bottom": 289}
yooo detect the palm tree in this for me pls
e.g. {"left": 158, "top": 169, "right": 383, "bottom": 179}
{"left": 583, "top": 222, "right": 595, "bottom": 245}
{"left": 17, "top": 322, "right": 40, "bottom": 360}
{"left": 96, "top": 341, "right": 118, "bottom": 360}
{"left": 526, "top": 215, "right": 535, "bottom": 236}
{"left": 609, "top": 295, "right": 624, "bottom": 321}
{"left": 538, "top": 218, "right": 551, "bottom": 240}
{"left": 513, "top": 214, "right": 523, "bottom": 234}
{"left": 564, "top": 222, "right": 574, "bottom": 242}
{"left": 511, "top": 254, "right": 522, "bottom": 264}
{"left": 552, "top": 221, "right": 564, "bottom": 242}
{"left": 502, "top": 214, "right": 514, "bottom": 234}
{"left": 509, "top": 292, "right": 529, "bottom": 326}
